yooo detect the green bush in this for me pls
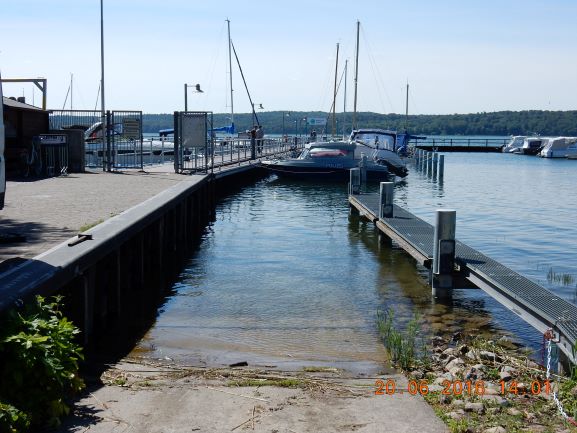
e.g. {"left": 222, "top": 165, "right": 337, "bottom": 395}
{"left": 0, "top": 295, "right": 84, "bottom": 431}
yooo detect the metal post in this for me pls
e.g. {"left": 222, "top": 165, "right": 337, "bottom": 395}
{"left": 184, "top": 83, "right": 188, "bottom": 111}
{"left": 379, "top": 182, "right": 394, "bottom": 218}
{"left": 106, "top": 110, "right": 112, "bottom": 171}
{"left": 432, "top": 152, "right": 438, "bottom": 179}
{"left": 432, "top": 209, "right": 456, "bottom": 297}
{"left": 427, "top": 151, "right": 433, "bottom": 175}
{"left": 439, "top": 155, "right": 445, "bottom": 179}
{"left": 349, "top": 168, "right": 361, "bottom": 195}
{"left": 360, "top": 153, "right": 367, "bottom": 186}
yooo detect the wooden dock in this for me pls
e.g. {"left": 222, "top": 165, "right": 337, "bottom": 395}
{"left": 349, "top": 192, "right": 577, "bottom": 366}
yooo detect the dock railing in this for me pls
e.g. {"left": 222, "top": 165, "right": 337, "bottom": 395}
{"left": 410, "top": 137, "right": 508, "bottom": 150}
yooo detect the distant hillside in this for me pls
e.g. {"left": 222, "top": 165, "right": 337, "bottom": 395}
{"left": 141, "top": 111, "right": 577, "bottom": 136}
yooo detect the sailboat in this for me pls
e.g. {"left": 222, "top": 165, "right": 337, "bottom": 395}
{"left": 261, "top": 21, "right": 409, "bottom": 179}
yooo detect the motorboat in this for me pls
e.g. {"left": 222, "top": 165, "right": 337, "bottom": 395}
{"left": 260, "top": 129, "right": 408, "bottom": 180}
{"left": 513, "top": 137, "right": 548, "bottom": 155}
{"left": 503, "top": 136, "right": 527, "bottom": 153}
{"left": 538, "top": 137, "right": 577, "bottom": 158}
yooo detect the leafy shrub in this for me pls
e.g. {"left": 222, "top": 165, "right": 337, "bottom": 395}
{"left": 0, "top": 296, "right": 84, "bottom": 431}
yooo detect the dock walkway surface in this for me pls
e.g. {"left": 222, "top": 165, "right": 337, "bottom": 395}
{"left": 350, "top": 193, "right": 577, "bottom": 363}
{"left": 0, "top": 164, "right": 202, "bottom": 265}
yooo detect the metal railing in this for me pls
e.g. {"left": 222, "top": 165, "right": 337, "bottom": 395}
{"left": 410, "top": 137, "right": 508, "bottom": 149}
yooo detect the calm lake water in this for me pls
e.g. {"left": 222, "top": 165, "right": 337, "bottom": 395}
{"left": 134, "top": 152, "right": 577, "bottom": 371}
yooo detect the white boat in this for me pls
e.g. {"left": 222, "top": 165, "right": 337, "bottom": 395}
{"left": 503, "top": 136, "right": 527, "bottom": 153}
{"left": 261, "top": 128, "right": 407, "bottom": 179}
{"left": 538, "top": 137, "right": 577, "bottom": 158}
{"left": 513, "top": 137, "right": 548, "bottom": 155}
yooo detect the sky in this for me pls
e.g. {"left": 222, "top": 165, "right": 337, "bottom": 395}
{"left": 1, "top": 0, "right": 577, "bottom": 115}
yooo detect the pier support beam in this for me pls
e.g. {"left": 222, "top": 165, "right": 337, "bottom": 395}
{"left": 379, "top": 182, "right": 394, "bottom": 219}
{"left": 439, "top": 155, "right": 445, "bottom": 180}
{"left": 432, "top": 209, "right": 456, "bottom": 297}
{"left": 432, "top": 153, "right": 438, "bottom": 179}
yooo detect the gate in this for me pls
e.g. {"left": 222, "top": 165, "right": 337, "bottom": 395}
{"left": 174, "top": 111, "right": 213, "bottom": 174}
{"left": 49, "top": 110, "right": 143, "bottom": 170}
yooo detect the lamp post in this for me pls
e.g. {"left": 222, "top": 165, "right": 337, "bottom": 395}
{"left": 282, "top": 112, "right": 291, "bottom": 137}
{"left": 184, "top": 83, "right": 203, "bottom": 111}
{"left": 251, "top": 103, "right": 264, "bottom": 127}
{"left": 299, "top": 117, "right": 307, "bottom": 138}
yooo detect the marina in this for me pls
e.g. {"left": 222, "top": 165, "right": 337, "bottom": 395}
{"left": 3, "top": 3, "right": 577, "bottom": 431}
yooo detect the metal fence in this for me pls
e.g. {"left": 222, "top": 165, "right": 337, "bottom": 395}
{"left": 49, "top": 109, "right": 143, "bottom": 170}
{"left": 174, "top": 110, "right": 305, "bottom": 173}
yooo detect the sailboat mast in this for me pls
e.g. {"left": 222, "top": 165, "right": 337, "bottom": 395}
{"left": 405, "top": 82, "right": 409, "bottom": 131}
{"left": 342, "top": 59, "right": 348, "bottom": 137}
{"left": 332, "top": 43, "right": 339, "bottom": 137}
{"left": 352, "top": 20, "right": 360, "bottom": 131}
{"left": 227, "top": 19, "right": 234, "bottom": 128}
{"left": 70, "top": 73, "right": 73, "bottom": 110}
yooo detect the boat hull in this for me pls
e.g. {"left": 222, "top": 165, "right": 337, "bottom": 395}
{"left": 261, "top": 161, "right": 391, "bottom": 181}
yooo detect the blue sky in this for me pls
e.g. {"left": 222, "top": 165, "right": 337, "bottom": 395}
{"left": 1, "top": 0, "right": 576, "bottom": 115}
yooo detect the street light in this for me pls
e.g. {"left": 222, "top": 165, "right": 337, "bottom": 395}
{"left": 298, "top": 117, "right": 307, "bottom": 138}
{"left": 282, "top": 112, "right": 291, "bottom": 138}
{"left": 251, "top": 103, "right": 264, "bottom": 126}
{"left": 184, "top": 83, "right": 203, "bottom": 111}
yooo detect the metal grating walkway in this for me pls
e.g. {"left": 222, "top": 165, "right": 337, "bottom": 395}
{"left": 350, "top": 193, "right": 577, "bottom": 362}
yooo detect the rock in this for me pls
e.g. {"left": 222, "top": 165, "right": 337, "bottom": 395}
{"left": 465, "top": 350, "right": 478, "bottom": 361}
{"left": 484, "top": 427, "right": 506, "bottom": 433}
{"left": 481, "top": 395, "right": 509, "bottom": 406}
{"left": 464, "top": 402, "right": 485, "bottom": 414}
{"left": 500, "top": 365, "right": 517, "bottom": 374}
{"left": 433, "top": 372, "right": 455, "bottom": 385}
{"left": 479, "top": 351, "right": 502, "bottom": 362}
{"left": 451, "top": 399, "right": 465, "bottom": 408}
{"left": 524, "top": 411, "right": 536, "bottom": 421}
{"left": 451, "top": 331, "right": 463, "bottom": 341}
{"left": 516, "top": 382, "right": 528, "bottom": 393}
{"left": 465, "top": 363, "right": 487, "bottom": 380}
{"left": 447, "top": 411, "right": 464, "bottom": 420}
{"left": 499, "top": 371, "right": 512, "bottom": 382}
{"left": 431, "top": 336, "right": 446, "bottom": 346}
{"left": 507, "top": 407, "right": 522, "bottom": 416}
{"left": 457, "top": 344, "right": 469, "bottom": 354}
{"left": 526, "top": 426, "right": 548, "bottom": 433}
{"left": 438, "top": 394, "right": 451, "bottom": 404}
{"left": 445, "top": 358, "right": 465, "bottom": 371}
{"left": 411, "top": 370, "right": 424, "bottom": 380}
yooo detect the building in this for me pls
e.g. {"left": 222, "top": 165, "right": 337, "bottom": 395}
{"left": 2, "top": 96, "right": 49, "bottom": 178}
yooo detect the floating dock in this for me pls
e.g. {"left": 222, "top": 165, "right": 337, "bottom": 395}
{"left": 349, "top": 192, "right": 577, "bottom": 366}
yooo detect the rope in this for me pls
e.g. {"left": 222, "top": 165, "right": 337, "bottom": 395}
{"left": 545, "top": 330, "right": 577, "bottom": 426}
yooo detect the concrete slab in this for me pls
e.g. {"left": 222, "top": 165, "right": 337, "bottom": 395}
{"left": 53, "top": 363, "right": 448, "bottom": 433}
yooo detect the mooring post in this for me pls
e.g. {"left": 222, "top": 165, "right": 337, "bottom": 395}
{"left": 432, "top": 152, "right": 438, "bottom": 179}
{"left": 427, "top": 151, "right": 433, "bottom": 175}
{"left": 432, "top": 209, "right": 456, "bottom": 297}
{"left": 349, "top": 168, "right": 361, "bottom": 195}
{"left": 379, "top": 181, "right": 394, "bottom": 219}
{"left": 439, "top": 154, "right": 445, "bottom": 180}
{"left": 417, "top": 149, "right": 423, "bottom": 170}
